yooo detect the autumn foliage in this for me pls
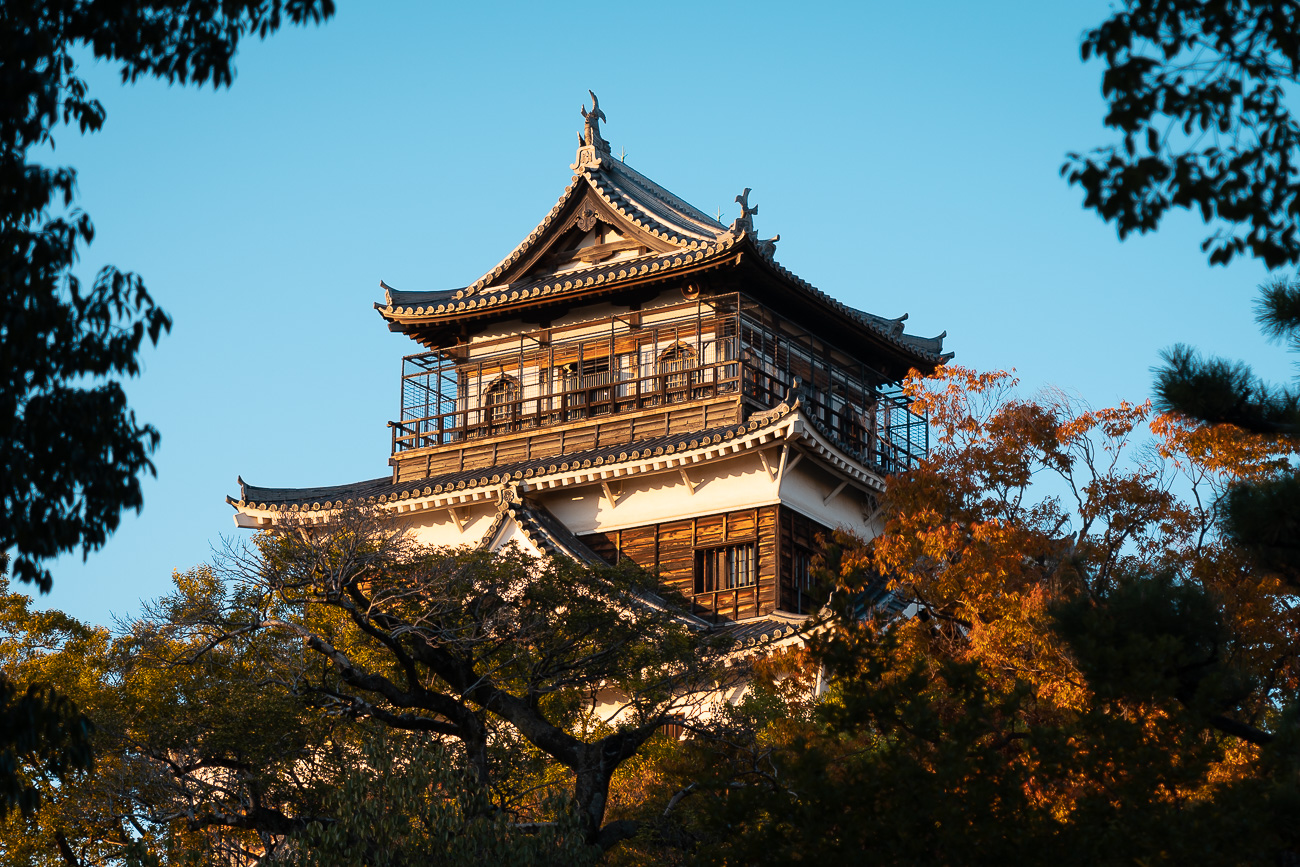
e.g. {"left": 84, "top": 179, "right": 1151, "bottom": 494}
{"left": 694, "top": 366, "right": 1300, "bottom": 866}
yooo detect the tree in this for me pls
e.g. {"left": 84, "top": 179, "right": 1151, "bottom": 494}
{"left": 2, "top": 0, "right": 333, "bottom": 593}
{"left": 1068, "top": 1, "right": 1300, "bottom": 588}
{"left": 1153, "top": 277, "right": 1300, "bottom": 585}
{"left": 0, "top": 680, "right": 92, "bottom": 822}
{"left": 0, "top": 553, "right": 94, "bottom": 828}
{"left": 1065, "top": 1, "right": 1300, "bottom": 269}
{"left": 292, "top": 733, "right": 598, "bottom": 867}
{"left": 0, "top": 562, "right": 599, "bottom": 866}
{"left": 686, "top": 367, "right": 1300, "bottom": 866}
{"left": 191, "top": 516, "right": 740, "bottom": 852}
{"left": 1, "top": 0, "right": 335, "bottom": 831}
{"left": 0, "top": 524, "right": 744, "bottom": 862}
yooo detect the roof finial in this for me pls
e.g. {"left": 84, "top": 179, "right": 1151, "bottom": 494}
{"left": 572, "top": 90, "right": 611, "bottom": 170}
{"left": 730, "top": 187, "right": 758, "bottom": 234}
{"left": 581, "top": 91, "right": 609, "bottom": 151}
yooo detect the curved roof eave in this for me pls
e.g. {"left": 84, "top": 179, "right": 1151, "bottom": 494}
{"left": 373, "top": 153, "right": 950, "bottom": 368}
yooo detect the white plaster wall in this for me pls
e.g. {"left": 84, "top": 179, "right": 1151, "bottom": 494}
{"left": 491, "top": 518, "right": 546, "bottom": 558}
{"left": 402, "top": 504, "right": 499, "bottom": 548}
{"left": 778, "top": 461, "right": 883, "bottom": 541}
{"left": 536, "top": 450, "right": 782, "bottom": 536}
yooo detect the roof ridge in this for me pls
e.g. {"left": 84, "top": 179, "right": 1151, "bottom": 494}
{"left": 449, "top": 157, "right": 726, "bottom": 301}
{"left": 584, "top": 171, "right": 699, "bottom": 246}
{"left": 380, "top": 238, "right": 737, "bottom": 318}
{"left": 597, "top": 159, "right": 727, "bottom": 234}
{"left": 745, "top": 237, "right": 951, "bottom": 362}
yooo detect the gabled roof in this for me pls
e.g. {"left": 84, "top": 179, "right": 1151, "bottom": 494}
{"left": 228, "top": 394, "right": 897, "bottom": 532}
{"left": 375, "top": 97, "right": 950, "bottom": 370}
{"left": 376, "top": 152, "right": 740, "bottom": 316}
{"left": 460, "top": 157, "right": 730, "bottom": 296}
{"left": 504, "top": 496, "right": 608, "bottom": 567}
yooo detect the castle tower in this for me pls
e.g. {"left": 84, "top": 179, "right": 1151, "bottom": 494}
{"left": 228, "top": 95, "right": 950, "bottom": 633}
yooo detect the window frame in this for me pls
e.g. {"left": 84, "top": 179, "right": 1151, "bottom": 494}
{"left": 657, "top": 342, "right": 699, "bottom": 402}
{"left": 483, "top": 374, "right": 521, "bottom": 429}
{"left": 694, "top": 542, "right": 757, "bottom": 594}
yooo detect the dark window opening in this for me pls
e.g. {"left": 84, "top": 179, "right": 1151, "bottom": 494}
{"left": 695, "top": 544, "right": 756, "bottom": 594}
{"left": 659, "top": 715, "right": 688, "bottom": 740}
{"left": 658, "top": 343, "right": 698, "bottom": 402}
{"left": 484, "top": 375, "right": 520, "bottom": 430}
{"left": 562, "top": 357, "right": 613, "bottom": 417}
{"left": 793, "top": 546, "right": 815, "bottom": 614}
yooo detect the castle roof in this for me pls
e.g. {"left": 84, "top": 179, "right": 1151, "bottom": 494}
{"left": 376, "top": 101, "right": 949, "bottom": 374}
{"left": 230, "top": 401, "right": 807, "bottom": 514}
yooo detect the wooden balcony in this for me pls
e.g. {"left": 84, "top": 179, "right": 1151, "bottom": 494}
{"left": 390, "top": 300, "right": 928, "bottom": 481}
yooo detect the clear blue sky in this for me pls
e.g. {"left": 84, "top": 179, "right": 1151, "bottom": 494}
{"left": 34, "top": 1, "right": 1294, "bottom": 624}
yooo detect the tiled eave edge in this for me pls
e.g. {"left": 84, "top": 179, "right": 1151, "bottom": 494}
{"left": 785, "top": 412, "right": 888, "bottom": 497}
{"left": 229, "top": 403, "right": 797, "bottom": 523}
{"left": 499, "top": 500, "right": 606, "bottom": 568}
{"left": 379, "top": 234, "right": 950, "bottom": 373}
{"left": 377, "top": 236, "right": 739, "bottom": 327}
{"left": 481, "top": 494, "right": 713, "bottom": 631}
{"left": 460, "top": 174, "right": 585, "bottom": 297}
{"left": 585, "top": 164, "right": 723, "bottom": 245}
{"left": 228, "top": 401, "right": 886, "bottom": 526}
{"left": 598, "top": 160, "right": 727, "bottom": 232}
{"left": 745, "top": 246, "right": 950, "bottom": 368}
{"left": 720, "top": 612, "right": 810, "bottom": 653}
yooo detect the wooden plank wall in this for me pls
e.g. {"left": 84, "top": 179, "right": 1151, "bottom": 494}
{"left": 393, "top": 398, "right": 743, "bottom": 483}
{"left": 776, "top": 506, "right": 834, "bottom": 614}
{"left": 578, "top": 506, "right": 779, "bottom": 623}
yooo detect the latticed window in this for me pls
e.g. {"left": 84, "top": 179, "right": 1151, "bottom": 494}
{"left": 793, "top": 548, "right": 813, "bottom": 589}
{"left": 484, "top": 375, "right": 520, "bottom": 424}
{"left": 658, "top": 343, "right": 698, "bottom": 400}
{"left": 695, "top": 544, "right": 756, "bottom": 594}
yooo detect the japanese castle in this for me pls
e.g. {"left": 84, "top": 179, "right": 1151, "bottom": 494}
{"left": 228, "top": 94, "right": 949, "bottom": 638}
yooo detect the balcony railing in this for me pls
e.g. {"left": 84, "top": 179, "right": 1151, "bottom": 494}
{"left": 392, "top": 359, "right": 741, "bottom": 447}
{"left": 392, "top": 302, "right": 929, "bottom": 475}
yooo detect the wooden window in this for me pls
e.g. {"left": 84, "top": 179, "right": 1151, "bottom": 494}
{"left": 616, "top": 352, "right": 637, "bottom": 400}
{"left": 695, "top": 543, "right": 756, "bottom": 593}
{"left": 562, "top": 357, "right": 612, "bottom": 417}
{"left": 716, "top": 322, "right": 740, "bottom": 392}
{"left": 793, "top": 546, "right": 815, "bottom": 614}
{"left": 658, "top": 343, "right": 698, "bottom": 402}
{"left": 793, "top": 547, "right": 813, "bottom": 589}
{"left": 659, "top": 715, "right": 688, "bottom": 740}
{"left": 484, "top": 375, "right": 520, "bottom": 428}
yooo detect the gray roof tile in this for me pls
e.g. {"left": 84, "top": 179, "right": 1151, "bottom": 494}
{"left": 231, "top": 402, "right": 796, "bottom": 511}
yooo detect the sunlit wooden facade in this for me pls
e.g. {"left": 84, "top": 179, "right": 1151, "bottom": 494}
{"left": 229, "top": 96, "right": 950, "bottom": 634}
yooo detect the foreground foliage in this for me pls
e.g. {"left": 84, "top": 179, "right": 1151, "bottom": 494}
{"left": 1, "top": 0, "right": 334, "bottom": 835}
{"left": 0, "top": 532, "right": 736, "bottom": 864}
{"left": 673, "top": 368, "right": 1300, "bottom": 865}
{"left": 1072, "top": 1, "right": 1300, "bottom": 600}
{"left": 7, "top": 366, "right": 1300, "bottom": 863}
{"left": 1067, "top": 0, "right": 1300, "bottom": 268}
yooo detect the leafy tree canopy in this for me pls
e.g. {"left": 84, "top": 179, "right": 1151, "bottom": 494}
{"left": 1, "top": 0, "right": 335, "bottom": 839}
{"left": 0, "top": 528, "right": 744, "bottom": 864}
{"left": 1065, "top": 0, "right": 1300, "bottom": 268}
{"left": 1, "top": 0, "right": 333, "bottom": 594}
{"left": 684, "top": 367, "right": 1300, "bottom": 866}
{"left": 1069, "top": 1, "right": 1300, "bottom": 589}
